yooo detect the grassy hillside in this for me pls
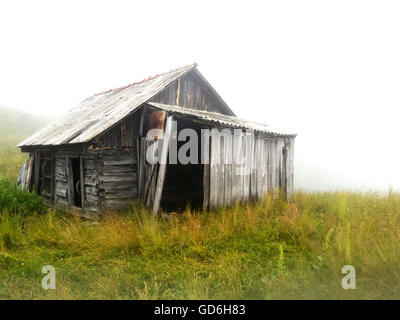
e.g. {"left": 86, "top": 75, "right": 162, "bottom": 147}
{"left": 0, "top": 191, "right": 399, "bottom": 299}
{"left": 0, "top": 105, "right": 51, "bottom": 181}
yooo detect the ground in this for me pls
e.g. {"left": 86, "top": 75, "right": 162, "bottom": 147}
{"left": 0, "top": 190, "right": 399, "bottom": 299}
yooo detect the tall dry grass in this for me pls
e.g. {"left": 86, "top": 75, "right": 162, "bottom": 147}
{"left": 1, "top": 191, "right": 400, "bottom": 299}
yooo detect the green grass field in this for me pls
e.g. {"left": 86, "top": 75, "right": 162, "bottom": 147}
{"left": 0, "top": 105, "right": 399, "bottom": 300}
{"left": 0, "top": 190, "right": 399, "bottom": 299}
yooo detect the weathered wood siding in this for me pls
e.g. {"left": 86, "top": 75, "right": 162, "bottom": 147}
{"left": 95, "top": 112, "right": 141, "bottom": 148}
{"left": 207, "top": 133, "right": 294, "bottom": 209}
{"left": 150, "top": 70, "right": 234, "bottom": 116}
{"left": 98, "top": 148, "right": 138, "bottom": 211}
{"left": 55, "top": 156, "right": 68, "bottom": 206}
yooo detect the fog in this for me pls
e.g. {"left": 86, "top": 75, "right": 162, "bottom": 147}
{"left": 1, "top": 0, "right": 399, "bottom": 191}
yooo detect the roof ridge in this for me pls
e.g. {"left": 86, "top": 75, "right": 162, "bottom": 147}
{"left": 93, "top": 62, "right": 198, "bottom": 96}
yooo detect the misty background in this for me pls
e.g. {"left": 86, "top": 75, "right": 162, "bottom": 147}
{"left": 1, "top": 0, "right": 399, "bottom": 191}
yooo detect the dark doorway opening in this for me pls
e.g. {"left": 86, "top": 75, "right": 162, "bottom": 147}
{"left": 71, "top": 158, "right": 82, "bottom": 208}
{"left": 160, "top": 119, "right": 204, "bottom": 212}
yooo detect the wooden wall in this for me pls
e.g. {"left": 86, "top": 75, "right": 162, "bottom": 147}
{"left": 98, "top": 148, "right": 138, "bottom": 210}
{"left": 206, "top": 132, "right": 295, "bottom": 209}
{"left": 53, "top": 146, "right": 138, "bottom": 213}
{"left": 150, "top": 70, "right": 234, "bottom": 116}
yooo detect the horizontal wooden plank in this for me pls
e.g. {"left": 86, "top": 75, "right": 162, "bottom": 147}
{"left": 103, "top": 199, "right": 134, "bottom": 209}
{"left": 102, "top": 189, "right": 138, "bottom": 199}
{"left": 99, "top": 180, "right": 137, "bottom": 191}
{"left": 99, "top": 173, "right": 137, "bottom": 182}
{"left": 102, "top": 165, "right": 136, "bottom": 174}
{"left": 103, "top": 158, "right": 136, "bottom": 166}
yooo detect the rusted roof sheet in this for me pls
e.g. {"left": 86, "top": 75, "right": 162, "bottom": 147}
{"left": 18, "top": 64, "right": 197, "bottom": 147}
{"left": 147, "top": 102, "right": 297, "bottom": 137}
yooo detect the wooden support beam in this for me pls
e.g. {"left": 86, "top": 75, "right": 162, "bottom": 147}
{"left": 26, "top": 154, "right": 34, "bottom": 192}
{"left": 153, "top": 115, "right": 173, "bottom": 215}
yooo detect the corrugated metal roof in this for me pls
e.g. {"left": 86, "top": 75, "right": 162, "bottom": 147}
{"left": 18, "top": 63, "right": 197, "bottom": 147}
{"left": 147, "top": 102, "right": 297, "bottom": 137}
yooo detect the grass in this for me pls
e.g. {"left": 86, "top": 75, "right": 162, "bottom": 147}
{"left": 0, "top": 190, "right": 400, "bottom": 299}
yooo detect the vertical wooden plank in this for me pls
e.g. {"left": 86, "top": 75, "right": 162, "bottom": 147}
{"left": 274, "top": 139, "right": 280, "bottom": 198}
{"left": 250, "top": 134, "right": 257, "bottom": 199}
{"left": 80, "top": 157, "right": 85, "bottom": 210}
{"left": 243, "top": 132, "right": 251, "bottom": 201}
{"left": 26, "top": 154, "right": 34, "bottom": 192}
{"left": 51, "top": 153, "right": 56, "bottom": 202}
{"left": 255, "top": 137, "right": 263, "bottom": 199}
{"left": 217, "top": 135, "right": 225, "bottom": 207}
{"left": 17, "top": 160, "right": 28, "bottom": 190}
{"left": 224, "top": 132, "right": 232, "bottom": 206}
{"left": 153, "top": 115, "right": 173, "bottom": 215}
{"left": 139, "top": 137, "right": 147, "bottom": 200}
{"left": 269, "top": 139, "right": 275, "bottom": 197}
{"left": 263, "top": 140, "right": 270, "bottom": 196}
{"left": 209, "top": 131, "right": 220, "bottom": 209}
{"left": 66, "top": 157, "right": 75, "bottom": 206}
{"left": 287, "top": 138, "right": 295, "bottom": 202}
{"left": 232, "top": 131, "right": 242, "bottom": 203}
{"left": 34, "top": 151, "right": 41, "bottom": 193}
{"left": 202, "top": 131, "right": 210, "bottom": 211}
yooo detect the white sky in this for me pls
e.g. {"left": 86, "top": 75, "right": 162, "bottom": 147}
{"left": 1, "top": 0, "right": 400, "bottom": 191}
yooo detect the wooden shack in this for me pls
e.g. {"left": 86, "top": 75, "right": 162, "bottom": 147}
{"left": 17, "top": 63, "right": 296, "bottom": 215}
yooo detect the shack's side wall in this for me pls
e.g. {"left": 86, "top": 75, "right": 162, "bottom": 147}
{"left": 150, "top": 70, "right": 234, "bottom": 116}
{"left": 53, "top": 146, "right": 138, "bottom": 213}
{"left": 207, "top": 133, "right": 294, "bottom": 209}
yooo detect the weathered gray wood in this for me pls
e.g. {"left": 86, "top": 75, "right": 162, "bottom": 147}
{"left": 263, "top": 140, "right": 270, "bottom": 196}
{"left": 17, "top": 160, "right": 28, "bottom": 190}
{"left": 100, "top": 173, "right": 137, "bottom": 183}
{"left": 145, "top": 140, "right": 158, "bottom": 208}
{"left": 243, "top": 133, "right": 251, "bottom": 201}
{"left": 84, "top": 159, "right": 97, "bottom": 170}
{"left": 224, "top": 133, "right": 232, "bottom": 206}
{"left": 34, "top": 152, "right": 41, "bottom": 193}
{"left": 103, "top": 199, "right": 133, "bottom": 209}
{"left": 80, "top": 157, "right": 85, "bottom": 209}
{"left": 287, "top": 138, "right": 295, "bottom": 202}
{"left": 217, "top": 135, "right": 225, "bottom": 207}
{"left": 99, "top": 180, "right": 138, "bottom": 191}
{"left": 153, "top": 115, "right": 173, "bottom": 215}
{"left": 232, "top": 132, "right": 242, "bottom": 203}
{"left": 209, "top": 131, "right": 220, "bottom": 208}
{"left": 56, "top": 187, "right": 68, "bottom": 198}
{"left": 103, "top": 189, "right": 138, "bottom": 199}
{"left": 51, "top": 153, "right": 55, "bottom": 202}
{"left": 138, "top": 137, "right": 146, "bottom": 199}
{"left": 103, "top": 158, "right": 136, "bottom": 166}
{"left": 202, "top": 131, "right": 210, "bottom": 211}
{"left": 250, "top": 134, "right": 257, "bottom": 199}
{"left": 66, "top": 157, "right": 75, "bottom": 206}
{"left": 26, "top": 154, "right": 34, "bottom": 192}
{"left": 136, "top": 136, "right": 141, "bottom": 192}
{"left": 102, "top": 165, "right": 136, "bottom": 174}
